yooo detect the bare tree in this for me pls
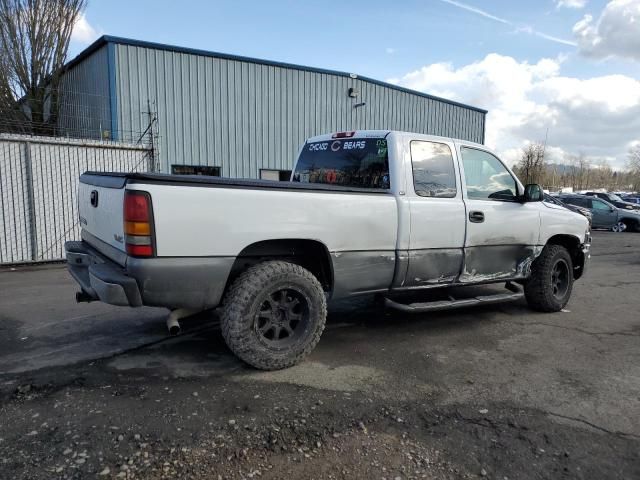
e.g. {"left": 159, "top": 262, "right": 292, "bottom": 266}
{"left": 565, "top": 153, "right": 592, "bottom": 190}
{"left": 0, "top": 0, "right": 86, "bottom": 135}
{"left": 591, "top": 158, "right": 614, "bottom": 190}
{"left": 516, "top": 142, "right": 546, "bottom": 185}
{"left": 628, "top": 144, "right": 640, "bottom": 191}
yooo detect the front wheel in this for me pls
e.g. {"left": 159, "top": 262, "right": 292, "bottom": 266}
{"left": 611, "top": 222, "right": 626, "bottom": 232}
{"left": 524, "top": 245, "right": 574, "bottom": 312}
{"left": 220, "top": 260, "right": 327, "bottom": 370}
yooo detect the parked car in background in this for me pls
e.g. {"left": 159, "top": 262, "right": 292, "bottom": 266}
{"left": 585, "top": 192, "right": 640, "bottom": 211}
{"left": 621, "top": 195, "right": 640, "bottom": 205}
{"left": 544, "top": 194, "right": 592, "bottom": 225}
{"left": 559, "top": 194, "right": 640, "bottom": 232}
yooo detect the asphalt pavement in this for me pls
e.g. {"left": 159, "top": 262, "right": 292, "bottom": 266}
{"left": 0, "top": 231, "right": 639, "bottom": 479}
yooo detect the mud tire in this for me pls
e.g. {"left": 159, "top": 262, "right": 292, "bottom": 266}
{"left": 220, "top": 260, "right": 327, "bottom": 370}
{"left": 524, "top": 245, "right": 574, "bottom": 312}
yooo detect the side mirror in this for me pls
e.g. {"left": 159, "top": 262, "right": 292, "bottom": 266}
{"left": 523, "top": 184, "right": 543, "bottom": 202}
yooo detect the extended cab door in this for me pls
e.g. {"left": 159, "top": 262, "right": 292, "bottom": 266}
{"left": 401, "top": 139, "right": 466, "bottom": 287}
{"left": 457, "top": 145, "right": 541, "bottom": 282}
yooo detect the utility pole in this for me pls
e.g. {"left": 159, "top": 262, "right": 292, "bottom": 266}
{"left": 141, "top": 100, "right": 158, "bottom": 172}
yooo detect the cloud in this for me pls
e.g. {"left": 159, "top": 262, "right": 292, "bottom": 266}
{"left": 438, "top": 0, "right": 577, "bottom": 46}
{"left": 555, "top": 0, "right": 588, "bottom": 8}
{"left": 385, "top": 47, "right": 396, "bottom": 55}
{"left": 388, "top": 53, "right": 640, "bottom": 168}
{"left": 71, "top": 13, "right": 100, "bottom": 45}
{"left": 573, "top": 0, "right": 640, "bottom": 61}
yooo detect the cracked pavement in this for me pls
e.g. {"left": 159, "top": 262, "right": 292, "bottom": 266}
{"left": 0, "top": 231, "right": 639, "bottom": 479}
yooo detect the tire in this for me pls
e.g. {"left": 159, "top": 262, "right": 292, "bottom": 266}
{"left": 220, "top": 260, "right": 327, "bottom": 370}
{"left": 524, "top": 245, "right": 574, "bottom": 312}
{"left": 611, "top": 221, "right": 625, "bottom": 232}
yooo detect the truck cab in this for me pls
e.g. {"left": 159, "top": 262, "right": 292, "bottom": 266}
{"left": 294, "top": 131, "right": 589, "bottom": 288}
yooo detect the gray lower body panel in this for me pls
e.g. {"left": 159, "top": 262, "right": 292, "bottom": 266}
{"left": 459, "top": 245, "right": 542, "bottom": 283}
{"left": 403, "top": 248, "right": 463, "bottom": 287}
{"left": 329, "top": 245, "right": 541, "bottom": 299}
{"left": 65, "top": 240, "right": 234, "bottom": 310}
{"left": 127, "top": 256, "right": 234, "bottom": 309}
{"left": 331, "top": 251, "right": 396, "bottom": 299}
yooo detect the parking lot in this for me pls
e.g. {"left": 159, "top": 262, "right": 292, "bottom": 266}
{"left": 1, "top": 230, "right": 639, "bottom": 479}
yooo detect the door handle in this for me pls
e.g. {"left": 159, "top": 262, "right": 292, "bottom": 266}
{"left": 469, "top": 210, "right": 484, "bottom": 223}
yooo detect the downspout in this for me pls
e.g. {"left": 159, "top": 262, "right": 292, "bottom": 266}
{"left": 107, "top": 42, "right": 118, "bottom": 141}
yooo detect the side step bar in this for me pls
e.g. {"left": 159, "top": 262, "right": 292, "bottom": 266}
{"left": 384, "top": 282, "right": 524, "bottom": 313}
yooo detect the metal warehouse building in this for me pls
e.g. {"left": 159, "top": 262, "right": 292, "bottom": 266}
{"left": 59, "top": 35, "right": 487, "bottom": 178}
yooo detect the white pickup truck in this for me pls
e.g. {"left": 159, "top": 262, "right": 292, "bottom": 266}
{"left": 65, "top": 130, "right": 591, "bottom": 370}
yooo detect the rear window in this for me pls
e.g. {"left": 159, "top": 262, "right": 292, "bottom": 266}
{"left": 564, "top": 197, "right": 590, "bottom": 208}
{"left": 292, "top": 138, "right": 390, "bottom": 189}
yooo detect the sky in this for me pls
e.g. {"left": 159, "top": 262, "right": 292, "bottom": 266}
{"left": 69, "top": 0, "right": 640, "bottom": 169}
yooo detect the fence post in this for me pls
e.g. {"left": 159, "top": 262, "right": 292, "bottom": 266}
{"left": 23, "top": 142, "right": 39, "bottom": 261}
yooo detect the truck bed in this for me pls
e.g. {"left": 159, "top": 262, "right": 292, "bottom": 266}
{"left": 78, "top": 170, "right": 400, "bottom": 302}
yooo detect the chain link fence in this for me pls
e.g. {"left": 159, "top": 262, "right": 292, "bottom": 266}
{"left": 0, "top": 134, "right": 154, "bottom": 265}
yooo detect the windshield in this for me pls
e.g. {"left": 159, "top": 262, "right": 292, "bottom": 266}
{"left": 293, "top": 138, "right": 390, "bottom": 189}
{"left": 608, "top": 193, "right": 623, "bottom": 202}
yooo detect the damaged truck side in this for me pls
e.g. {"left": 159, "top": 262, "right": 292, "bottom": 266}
{"left": 65, "top": 130, "right": 591, "bottom": 370}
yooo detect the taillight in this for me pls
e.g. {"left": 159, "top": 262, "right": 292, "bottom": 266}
{"left": 332, "top": 131, "right": 356, "bottom": 139}
{"left": 124, "top": 191, "right": 154, "bottom": 257}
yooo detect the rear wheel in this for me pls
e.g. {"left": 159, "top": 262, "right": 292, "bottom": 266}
{"left": 220, "top": 260, "right": 327, "bottom": 370}
{"left": 524, "top": 245, "right": 574, "bottom": 312}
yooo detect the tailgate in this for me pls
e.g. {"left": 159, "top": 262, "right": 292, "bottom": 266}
{"left": 78, "top": 174, "right": 127, "bottom": 254}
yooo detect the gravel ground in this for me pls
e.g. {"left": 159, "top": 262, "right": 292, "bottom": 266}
{"left": 0, "top": 231, "right": 639, "bottom": 479}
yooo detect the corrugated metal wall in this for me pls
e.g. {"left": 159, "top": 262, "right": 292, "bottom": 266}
{"left": 57, "top": 45, "right": 112, "bottom": 141}
{"left": 113, "top": 43, "right": 485, "bottom": 176}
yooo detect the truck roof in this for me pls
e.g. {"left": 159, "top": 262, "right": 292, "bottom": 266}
{"left": 305, "top": 130, "right": 485, "bottom": 148}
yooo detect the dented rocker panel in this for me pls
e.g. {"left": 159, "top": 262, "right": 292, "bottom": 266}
{"left": 404, "top": 248, "right": 463, "bottom": 287}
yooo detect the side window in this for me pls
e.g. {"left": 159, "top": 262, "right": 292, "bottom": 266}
{"left": 592, "top": 199, "right": 611, "bottom": 211}
{"left": 410, "top": 141, "right": 456, "bottom": 198}
{"left": 567, "top": 197, "right": 587, "bottom": 208}
{"left": 461, "top": 147, "right": 517, "bottom": 201}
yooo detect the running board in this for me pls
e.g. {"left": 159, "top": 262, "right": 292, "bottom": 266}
{"left": 384, "top": 282, "right": 524, "bottom": 313}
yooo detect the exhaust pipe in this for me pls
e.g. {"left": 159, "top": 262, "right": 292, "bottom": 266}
{"left": 166, "top": 308, "right": 198, "bottom": 336}
{"left": 75, "top": 290, "right": 94, "bottom": 303}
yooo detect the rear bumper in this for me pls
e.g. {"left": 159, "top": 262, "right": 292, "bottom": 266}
{"left": 65, "top": 241, "right": 143, "bottom": 307}
{"left": 64, "top": 240, "right": 235, "bottom": 310}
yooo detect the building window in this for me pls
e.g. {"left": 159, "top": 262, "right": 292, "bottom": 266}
{"left": 410, "top": 141, "right": 456, "bottom": 198}
{"left": 171, "top": 165, "right": 221, "bottom": 176}
{"left": 260, "top": 169, "right": 292, "bottom": 181}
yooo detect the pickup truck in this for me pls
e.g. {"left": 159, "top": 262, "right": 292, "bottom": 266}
{"left": 65, "top": 130, "right": 591, "bottom": 370}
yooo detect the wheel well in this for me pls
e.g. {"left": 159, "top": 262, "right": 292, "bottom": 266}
{"left": 546, "top": 234, "right": 585, "bottom": 280}
{"left": 227, "top": 239, "right": 333, "bottom": 293}
{"left": 621, "top": 218, "right": 639, "bottom": 230}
